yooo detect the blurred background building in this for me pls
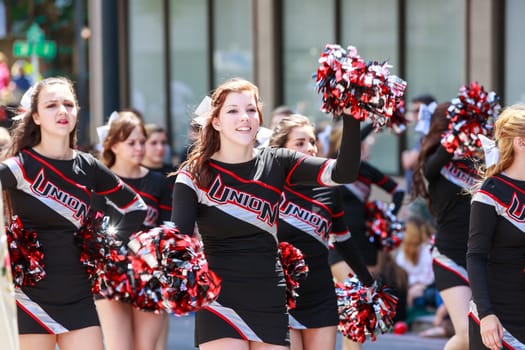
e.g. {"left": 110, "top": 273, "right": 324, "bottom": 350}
{"left": 0, "top": 0, "right": 522, "bottom": 175}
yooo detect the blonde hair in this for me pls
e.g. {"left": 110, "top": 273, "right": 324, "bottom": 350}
{"left": 268, "top": 114, "right": 314, "bottom": 148}
{"left": 481, "top": 104, "right": 525, "bottom": 179}
{"left": 402, "top": 217, "right": 432, "bottom": 265}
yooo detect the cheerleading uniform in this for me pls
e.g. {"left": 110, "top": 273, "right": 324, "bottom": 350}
{"left": 328, "top": 161, "right": 403, "bottom": 266}
{"left": 278, "top": 185, "right": 373, "bottom": 329}
{"left": 93, "top": 169, "right": 172, "bottom": 237}
{"left": 171, "top": 117, "right": 361, "bottom": 346}
{"left": 0, "top": 148, "right": 147, "bottom": 334}
{"left": 467, "top": 174, "right": 525, "bottom": 348}
{"left": 423, "top": 146, "right": 475, "bottom": 291}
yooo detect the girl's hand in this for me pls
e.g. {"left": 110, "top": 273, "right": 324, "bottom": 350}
{"left": 480, "top": 314, "right": 503, "bottom": 350}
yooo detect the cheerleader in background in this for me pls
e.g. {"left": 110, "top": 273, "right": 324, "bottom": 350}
{"left": 268, "top": 114, "right": 374, "bottom": 350}
{"left": 467, "top": 105, "right": 525, "bottom": 350}
{"left": 327, "top": 123, "right": 405, "bottom": 350}
{"left": 93, "top": 110, "right": 172, "bottom": 350}
{"left": 0, "top": 77, "right": 146, "bottom": 350}
{"left": 412, "top": 102, "right": 473, "bottom": 350}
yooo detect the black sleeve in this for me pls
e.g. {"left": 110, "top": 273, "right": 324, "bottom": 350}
{"left": 423, "top": 145, "right": 453, "bottom": 182}
{"left": 92, "top": 160, "right": 147, "bottom": 238}
{"left": 362, "top": 162, "right": 399, "bottom": 194}
{"left": 284, "top": 116, "right": 361, "bottom": 186}
{"left": 361, "top": 161, "right": 404, "bottom": 214}
{"left": 158, "top": 175, "right": 173, "bottom": 224}
{"left": 391, "top": 190, "right": 405, "bottom": 216}
{"left": 0, "top": 163, "right": 17, "bottom": 189}
{"left": 467, "top": 200, "right": 498, "bottom": 319}
{"left": 331, "top": 115, "right": 361, "bottom": 183}
{"left": 333, "top": 238, "right": 375, "bottom": 286}
{"left": 170, "top": 173, "right": 198, "bottom": 236}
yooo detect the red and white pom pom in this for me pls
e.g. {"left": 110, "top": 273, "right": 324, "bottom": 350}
{"left": 441, "top": 82, "right": 501, "bottom": 157}
{"left": 5, "top": 215, "right": 46, "bottom": 287}
{"left": 75, "top": 211, "right": 137, "bottom": 302}
{"left": 365, "top": 201, "right": 404, "bottom": 252}
{"left": 128, "top": 224, "right": 221, "bottom": 315}
{"left": 386, "top": 99, "right": 408, "bottom": 134}
{"left": 279, "top": 241, "right": 309, "bottom": 309}
{"left": 314, "top": 44, "right": 407, "bottom": 128}
{"left": 336, "top": 274, "right": 398, "bottom": 343}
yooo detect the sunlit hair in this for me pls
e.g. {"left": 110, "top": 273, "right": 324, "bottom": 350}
{"left": 144, "top": 123, "right": 166, "bottom": 139}
{"left": 8, "top": 77, "right": 79, "bottom": 157}
{"left": 481, "top": 104, "right": 525, "bottom": 179}
{"left": 402, "top": 216, "right": 432, "bottom": 265}
{"left": 411, "top": 102, "right": 451, "bottom": 210}
{"left": 268, "top": 114, "right": 314, "bottom": 148}
{"left": 179, "top": 78, "right": 263, "bottom": 187}
{"left": 101, "top": 110, "right": 146, "bottom": 168}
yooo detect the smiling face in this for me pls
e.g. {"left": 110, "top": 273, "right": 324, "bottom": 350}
{"left": 285, "top": 125, "right": 318, "bottom": 156}
{"left": 212, "top": 91, "right": 261, "bottom": 150}
{"left": 32, "top": 83, "right": 78, "bottom": 140}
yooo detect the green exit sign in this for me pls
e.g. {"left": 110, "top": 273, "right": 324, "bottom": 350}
{"left": 13, "top": 40, "right": 57, "bottom": 59}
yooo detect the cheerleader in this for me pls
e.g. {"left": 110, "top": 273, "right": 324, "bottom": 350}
{"left": 268, "top": 114, "right": 374, "bottom": 350}
{"left": 412, "top": 102, "right": 474, "bottom": 350}
{"left": 467, "top": 105, "right": 525, "bottom": 350}
{"left": 0, "top": 77, "right": 146, "bottom": 350}
{"left": 171, "top": 78, "right": 362, "bottom": 349}
{"left": 93, "top": 110, "right": 172, "bottom": 350}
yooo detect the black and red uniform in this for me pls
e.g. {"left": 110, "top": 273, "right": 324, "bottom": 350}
{"left": 171, "top": 118, "right": 361, "bottom": 346}
{"left": 0, "top": 149, "right": 146, "bottom": 334}
{"left": 93, "top": 169, "right": 172, "bottom": 237}
{"left": 328, "top": 161, "right": 403, "bottom": 266}
{"left": 423, "top": 146, "right": 475, "bottom": 291}
{"left": 278, "top": 185, "right": 373, "bottom": 329}
{"left": 467, "top": 174, "right": 525, "bottom": 348}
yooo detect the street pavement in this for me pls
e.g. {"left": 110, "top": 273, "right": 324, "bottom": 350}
{"left": 166, "top": 313, "right": 448, "bottom": 350}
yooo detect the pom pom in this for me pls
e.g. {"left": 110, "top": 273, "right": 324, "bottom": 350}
{"left": 386, "top": 99, "right": 408, "bottom": 134}
{"left": 75, "top": 211, "right": 136, "bottom": 302}
{"left": 336, "top": 274, "right": 398, "bottom": 343}
{"left": 314, "top": 44, "right": 407, "bottom": 129}
{"left": 6, "top": 216, "right": 46, "bottom": 287}
{"left": 279, "top": 241, "right": 309, "bottom": 309}
{"left": 128, "top": 224, "right": 221, "bottom": 315}
{"left": 365, "top": 201, "right": 404, "bottom": 252}
{"left": 441, "top": 82, "right": 501, "bottom": 157}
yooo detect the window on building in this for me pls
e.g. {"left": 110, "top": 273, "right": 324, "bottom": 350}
{"left": 505, "top": 0, "right": 525, "bottom": 105}
{"left": 342, "top": 0, "right": 400, "bottom": 174}
{"left": 169, "top": 0, "right": 208, "bottom": 159}
{"left": 212, "top": 0, "right": 253, "bottom": 85}
{"left": 282, "top": 0, "right": 335, "bottom": 158}
{"left": 128, "top": 0, "right": 166, "bottom": 130}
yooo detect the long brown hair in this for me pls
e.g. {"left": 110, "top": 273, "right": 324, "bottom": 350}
{"left": 8, "top": 77, "right": 79, "bottom": 157}
{"left": 101, "top": 110, "right": 146, "bottom": 168}
{"left": 411, "top": 102, "right": 451, "bottom": 209}
{"left": 402, "top": 216, "right": 432, "bottom": 265}
{"left": 179, "top": 78, "right": 263, "bottom": 187}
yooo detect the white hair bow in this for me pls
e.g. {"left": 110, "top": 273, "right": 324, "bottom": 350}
{"left": 12, "top": 84, "right": 37, "bottom": 121}
{"left": 478, "top": 134, "right": 499, "bottom": 168}
{"left": 256, "top": 127, "right": 273, "bottom": 148}
{"left": 96, "top": 111, "right": 120, "bottom": 146}
{"left": 414, "top": 101, "right": 437, "bottom": 135}
{"left": 192, "top": 96, "right": 212, "bottom": 127}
